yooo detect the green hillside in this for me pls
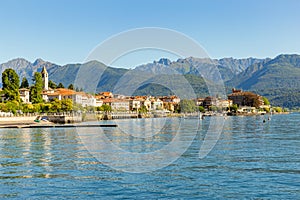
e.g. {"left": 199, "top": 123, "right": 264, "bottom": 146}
{"left": 227, "top": 54, "right": 300, "bottom": 108}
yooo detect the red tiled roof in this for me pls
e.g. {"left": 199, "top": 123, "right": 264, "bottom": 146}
{"left": 55, "top": 88, "right": 77, "bottom": 96}
{"left": 102, "top": 98, "right": 129, "bottom": 103}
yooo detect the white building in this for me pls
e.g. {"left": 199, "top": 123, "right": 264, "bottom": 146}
{"left": 103, "top": 98, "right": 130, "bottom": 111}
{"left": 129, "top": 99, "right": 141, "bottom": 111}
{"left": 152, "top": 98, "right": 163, "bottom": 110}
{"left": 19, "top": 88, "right": 30, "bottom": 103}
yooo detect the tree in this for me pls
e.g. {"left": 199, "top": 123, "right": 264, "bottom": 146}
{"left": 49, "top": 80, "right": 57, "bottom": 89}
{"left": 199, "top": 106, "right": 205, "bottom": 113}
{"left": 61, "top": 99, "right": 73, "bottom": 111}
{"left": 40, "top": 103, "right": 52, "bottom": 113}
{"left": 30, "top": 72, "right": 43, "bottom": 103}
{"left": 0, "top": 101, "right": 19, "bottom": 114}
{"left": 50, "top": 99, "right": 62, "bottom": 112}
{"left": 68, "top": 84, "right": 74, "bottom": 90}
{"left": 20, "top": 77, "right": 29, "bottom": 88}
{"left": 210, "top": 106, "right": 218, "bottom": 112}
{"left": 262, "top": 96, "right": 270, "bottom": 105}
{"left": 263, "top": 107, "right": 270, "bottom": 113}
{"left": 6, "top": 101, "right": 20, "bottom": 114}
{"left": 273, "top": 107, "right": 282, "bottom": 113}
{"left": 180, "top": 99, "right": 197, "bottom": 113}
{"left": 98, "top": 104, "right": 112, "bottom": 112}
{"left": 2, "top": 68, "right": 20, "bottom": 102}
{"left": 230, "top": 104, "right": 238, "bottom": 113}
{"left": 57, "top": 82, "right": 65, "bottom": 88}
{"left": 138, "top": 105, "right": 148, "bottom": 113}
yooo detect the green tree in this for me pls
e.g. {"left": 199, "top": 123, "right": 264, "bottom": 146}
{"left": 57, "top": 82, "right": 65, "bottom": 88}
{"left": 230, "top": 104, "right": 238, "bottom": 112}
{"left": 273, "top": 107, "right": 282, "bottom": 113}
{"left": 40, "top": 103, "right": 52, "bottom": 113}
{"left": 30, "top": 72, "right": 43, "bottom": 103}
{"left": 262, "top": 96, "right": 270, "bottom": 105}
{"left": 263, "top": 107, "right": 270, "bottom": 113}
{"left": 2, "top": 68, "right": 20, "bottom": 102}
{"left": 21, "top": 103, "right": 35, "bottom": 113}
{"left": 98, "top": 104, "right": 112, "bottom": 112}
{"left": 49, "top": 80, "right": 57, "bottom": 89}
{"left": 210, "top": 106, "right": 218, "bottom": 112}
{"left": 0, "top": 103, "right": 8, "bottom": 112}
{"left": 68, "top": 84, "right": 74, "bottom": 90}
{"left": 0, "top": 101, "right": 19, "bottom": 113}
{"left": 50, "top": 99, "right": 62, "bottom": 112}
{"left": 198, "top": 106, "right": 205, "bottom": 113}
{"left": 180, "top": 99, "right": 197, "bottom": 113}
{"left": 61, "top": 99, "right": 73, "bottom": 111}
{"left": 5, "top": 101, "right": 19, "bottom": 114}
{"left": 138, "top": 105, "right": 148, "bottom": 113}
{"left": 20, "top": 77, "right": 29, "bottom": 88}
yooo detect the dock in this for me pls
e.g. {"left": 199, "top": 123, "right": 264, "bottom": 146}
{"left": 0, "top": 124, "right": 118, "bottom": 129}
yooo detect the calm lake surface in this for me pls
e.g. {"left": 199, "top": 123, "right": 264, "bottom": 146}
{"left": 0, "top": 113, "right": 299, "bottom": 199}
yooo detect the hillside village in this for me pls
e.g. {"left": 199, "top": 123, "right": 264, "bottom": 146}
{"left": 1, "top": 66, "right": 273, "bottom": 116}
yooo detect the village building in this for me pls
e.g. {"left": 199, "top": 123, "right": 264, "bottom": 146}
{"left": 160, "top": 96, "right": 180, "bottom": 104}
{"left": 102, "top": 98, "right": 130, "bottom": 111}
{"left": 159, "top": 96, "right": 180, "bottom": 112}
{"left": 217, "top": 99, "right": 233, "bottom": 108}
{"left": 203, "top": 96, "right": 217, "bottom": 108}
{"left": 203, "top": 96, "right": 233, "bottom": 109}
{"left": 113, "top": 94, "right": 126, "bottom": 99}
{"left": 45, "top": 91, "right": 61, "bottom": 101}
{"left": 95, "top": 99, "right": 103, "bottom": 107}
{"left": 19, "top": 88, "right": 30, "bottom": 103}
{"left": 195, "top": 98, "right": 205, "bottom": 106}
{"left": 163, "top": 102, "right": 176, "bottom": 112}
{"left": 140, "top": 97, "right": 152, "bottom": 111}
{"left": 40, "top": 67, "right": 96, "bottom": 107}
{"left": 98, "top": 92, "right": 113, "bottom": 99}
{"left": 151, "top": 98, "right": 164, "bottom": 110}
{"left": 129, "top": 99, "right": 141, "bottom": 111}
{"left": 228, "top": 88, "right": 264, "bottom": 108}
{"left": 237, "top": 106, "right": 257, "bottom": 114}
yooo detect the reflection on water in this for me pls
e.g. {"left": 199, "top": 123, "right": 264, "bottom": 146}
{"left": 78, "top": 118, "right": 200, "bottom": 173}
{"left": 0, "top": 114, "right": 299, "bottom": 199}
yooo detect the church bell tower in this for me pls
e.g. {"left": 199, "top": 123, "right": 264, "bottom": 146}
{"left": 41, "top": 66, "right": 49, "bottom": 90}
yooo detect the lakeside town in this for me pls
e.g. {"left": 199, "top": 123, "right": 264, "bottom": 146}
{"left": 0, "top": 66, "right": 286, "bottom": 123}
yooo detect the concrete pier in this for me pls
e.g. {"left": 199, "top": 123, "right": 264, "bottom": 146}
{"left": 0, "top": 124, "right": 117, "bottom": 129}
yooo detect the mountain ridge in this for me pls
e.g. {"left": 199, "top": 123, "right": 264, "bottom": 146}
{"left": 1, "top": 54, "right": 300, "bottom": 108}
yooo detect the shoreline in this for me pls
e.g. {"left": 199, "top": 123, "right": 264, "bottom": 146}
{"left": 0, "top": 112, "right": 292, "bottom": 128}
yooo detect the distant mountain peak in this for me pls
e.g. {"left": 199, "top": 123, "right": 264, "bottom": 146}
{"left": 33, "top": 58, "right": 46, "bottom": 66}
{"left": 268, "top": 54, "right": 300, "bottom": 68}
{"left": 4, "top": 58, "right": 30, "bottom": 64}
{"left": 154, "top": 58, "right": 172, "bottom": 66}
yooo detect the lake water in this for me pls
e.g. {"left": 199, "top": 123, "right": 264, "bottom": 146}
{"left": 0, "top": 113, "right": 299, "bottom": 199}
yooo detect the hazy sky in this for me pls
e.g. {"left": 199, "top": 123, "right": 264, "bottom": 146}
{"left": 0, "top": 0, "right": 299, "bottom": 68}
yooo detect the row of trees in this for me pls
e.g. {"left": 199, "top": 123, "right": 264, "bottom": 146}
{"left": 0, "top": 99, "right": 74, "bottom": 114}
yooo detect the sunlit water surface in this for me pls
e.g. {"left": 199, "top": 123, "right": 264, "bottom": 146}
{"left": 0, "top": 113, "right": 299, "bottom": 199}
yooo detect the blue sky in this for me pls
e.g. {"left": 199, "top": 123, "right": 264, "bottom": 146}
{"left": 0, "top": 0, "right": 299, "bottom": 68}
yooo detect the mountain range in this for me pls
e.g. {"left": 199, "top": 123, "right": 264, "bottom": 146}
{"left": 0, "top": 54, "right": 300, "bottom": 108}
